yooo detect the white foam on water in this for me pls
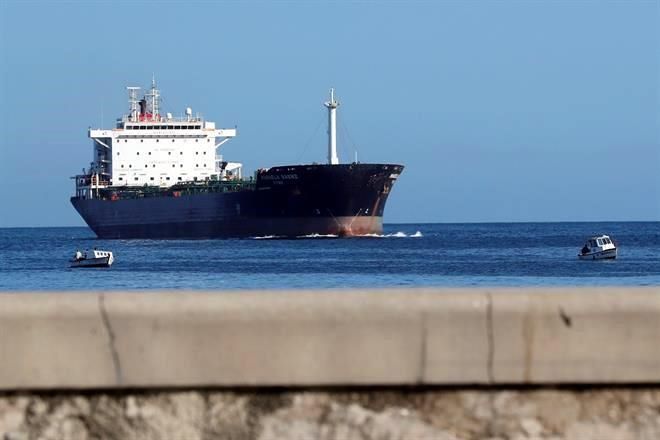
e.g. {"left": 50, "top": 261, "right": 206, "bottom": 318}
{"left": 386, "top": 231, "right": 408, "bottom": 238}
{"left": 354, "top": 231, "right": 423, "bottom": 238}
{"left": 255, "top": 231, "right": 423, "bottom": 239}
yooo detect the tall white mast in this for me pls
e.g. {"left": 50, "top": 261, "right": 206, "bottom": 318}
{"left": 126, "top": 87, "right": 141, "bottom": 122}
{"left": 324, "top": 88, "right": 339, "bottom": 165}
{"left": 145, "top": 75, "right": 160, "bottom": 118}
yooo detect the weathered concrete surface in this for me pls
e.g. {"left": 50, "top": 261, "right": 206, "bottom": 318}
{"left": 0, "top": 288, "right": 658, "bottom": 389}
{"left": 491, "top": 290, "right": 660, "bottom": 383}
{"left": 1, "top": 388, "right": 659, "bottom": 440}
{"left": 0, "top": 294, "right": 115, "bottom": 389}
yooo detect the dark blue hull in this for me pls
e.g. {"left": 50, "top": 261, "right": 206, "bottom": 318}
{"left": 71, "top": 164, "right": 403, "bottom": 238}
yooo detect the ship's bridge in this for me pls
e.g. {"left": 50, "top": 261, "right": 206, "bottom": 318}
{"left": 82, "top": 80, "right": 238, "bottom": 191}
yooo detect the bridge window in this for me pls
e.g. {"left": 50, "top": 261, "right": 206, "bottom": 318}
{"left": 118, "top": 177, "right": 123, "bottom": 181}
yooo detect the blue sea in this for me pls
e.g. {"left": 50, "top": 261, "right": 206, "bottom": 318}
{"left": 0, "top": 222, "right": 658, "bottom": 290}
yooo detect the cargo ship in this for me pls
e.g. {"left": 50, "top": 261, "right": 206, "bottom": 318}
{"left": 71, "top": 80, "right": 403, "bottom": 238}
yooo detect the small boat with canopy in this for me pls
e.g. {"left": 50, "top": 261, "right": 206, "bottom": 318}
{"left": 578, "top": 235, "right": 617, "bottom": 260}
{"left": 70, "top": 249, "right": 114, "bottom": 268}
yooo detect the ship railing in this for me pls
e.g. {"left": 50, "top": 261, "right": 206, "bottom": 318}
{"left": 90, "top": 176, "right": 111, "bottom": 187}
{"left": 117, "top": 115, "right": 205, "bottom": 124}
{"left": 97, "top": 180, "right": 257, "bottom": 201}
{"left": 72, "top": 174, "right": 108, "bottom": 190}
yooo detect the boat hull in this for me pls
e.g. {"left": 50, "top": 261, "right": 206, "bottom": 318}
{"left": 578, "top": 249, "right": 617, "bottom": 260}
{"left": 71, "top": 163, "right": 402, "bottom": 239}
{"left": 70, "top": 257, "right": 113, "bottom": 268}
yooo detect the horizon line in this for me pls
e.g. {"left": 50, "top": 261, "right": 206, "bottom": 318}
{"left": 1, "top": 220, "right": 659, "bottom": 230}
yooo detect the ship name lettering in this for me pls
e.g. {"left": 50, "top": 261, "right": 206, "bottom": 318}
{"left": 262, "top": 174, "right": 298, "bottom": 181}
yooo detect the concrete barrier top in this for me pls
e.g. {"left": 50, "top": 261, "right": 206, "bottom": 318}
{"left": 0, "top": 287, "right": 658, "bottom": 390}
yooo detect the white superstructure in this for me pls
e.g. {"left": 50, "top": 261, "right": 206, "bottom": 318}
{"left": 86, "top": 79, "right": 238, "bottom": 188}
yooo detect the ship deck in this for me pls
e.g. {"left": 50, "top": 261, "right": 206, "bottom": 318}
{"left": 77, "top": 179, "right": 257, "bottom": 202}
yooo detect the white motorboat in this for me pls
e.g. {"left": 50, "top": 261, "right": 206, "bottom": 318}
{"left": 578, "top": 235, "right": 617, "bottom": 260}
{"left": 70, "top": 249, "right": 114, "bottom": 268}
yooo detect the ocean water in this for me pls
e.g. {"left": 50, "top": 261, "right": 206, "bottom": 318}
{"left": 0, "top": 222, "right": 658, "bottom": 290}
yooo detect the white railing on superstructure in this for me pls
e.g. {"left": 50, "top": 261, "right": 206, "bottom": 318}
{"left": 117, "top": 115, "right": 205, "bottom": 125}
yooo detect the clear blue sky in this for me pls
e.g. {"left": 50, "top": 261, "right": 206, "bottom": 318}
{"left": 0, "top": 1, "right": 658, "bottom": 227}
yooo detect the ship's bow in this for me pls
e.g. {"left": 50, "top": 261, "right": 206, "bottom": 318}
{"left": 255, "top": 163, "right": 404, "bottom": 237}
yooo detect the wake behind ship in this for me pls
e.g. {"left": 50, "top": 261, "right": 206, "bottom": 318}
{"left": 71, "top": 81, "right": 403, "bottom": 238}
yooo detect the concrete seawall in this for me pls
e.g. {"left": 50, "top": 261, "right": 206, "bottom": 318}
{"left": 1, "top": 287, "right": 658, "bottom": 390}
